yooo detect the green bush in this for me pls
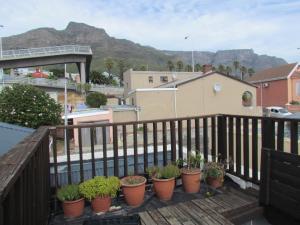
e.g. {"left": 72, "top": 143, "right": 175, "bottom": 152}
{"left": 57, "top": 184, "right": 81, "bottom": 202}
{"left": 79, "top": 176, "right": 120, "bottom": 201}
{"left": 86, "top": 92, "right": 107, "bottom": 108}
{"left": 0, "top": 84, "right": 62, "bottom": 128}
{"left": 203, "top": 162, "right": 225, "bottom": 180}
{"left": 147, "top": 164, "right": 180, "bottom": 179}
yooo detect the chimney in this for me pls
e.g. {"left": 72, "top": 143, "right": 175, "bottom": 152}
{"left": 202, "top": 64, "right": 212, "bottom": 74}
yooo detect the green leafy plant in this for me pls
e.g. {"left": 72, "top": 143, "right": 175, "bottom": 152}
{"left": 79, "top": 176, "right": 120, "bottom": 201}
{"left": 203, "top": 161, "right": 225, "bottom": 181}
{"left": 85, "top": 92, "right": 107, "bottom": 108}
{"left": 147, "top": 164, "right": 180, "bottom": 179}
{"left": 0, "top": 84, "right": 62, "bottom": 128}
{"left": 122, "top": 176, "right": 145, "bottom": 185}
{"left": 57, "top": 184, "right": 81, "bottom": 202}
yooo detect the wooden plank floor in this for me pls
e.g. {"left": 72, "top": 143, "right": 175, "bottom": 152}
{"left": 139, "top": 187, "right": 258, "bottom": 225}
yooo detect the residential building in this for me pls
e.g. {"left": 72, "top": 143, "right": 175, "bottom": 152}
{"left": 246, "top": 63, "right": 300, "bottom": 112}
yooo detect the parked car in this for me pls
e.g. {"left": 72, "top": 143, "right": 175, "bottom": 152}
{"left": 263, "top": 106, "right": 292, "bottom": 118}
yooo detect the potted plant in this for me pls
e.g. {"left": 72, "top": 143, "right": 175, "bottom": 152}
{"left": 121, "top": 175, "right": 146, "bottom": 207}
{"left": 147, "top": 164, "right": 180, "bottom": 201}
{"left": 57, "top": 184, "right": 84, "bottom": 218}
{"left": 203, "top": 161, "right": 225, "bottom": 188}
{"left": 79, "top": 176, "right": 120, "bottom": 213}
{"left": 180, "top": 152, "right": 203, "bottom": 193}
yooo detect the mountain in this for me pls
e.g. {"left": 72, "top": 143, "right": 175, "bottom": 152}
{"left": 3, "top": 22, "right": 287, "bottom": 73}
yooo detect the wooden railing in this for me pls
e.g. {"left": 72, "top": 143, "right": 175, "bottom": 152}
{"left": 0, "top": 114, "right": 299, "bottom": 224}
{"left": 0, "top": 127, "right": 50, "bottom": 225}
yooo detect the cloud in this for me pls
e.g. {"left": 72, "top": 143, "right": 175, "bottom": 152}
{"left": 0, "top": 0, "right": 299, "bottom": 62}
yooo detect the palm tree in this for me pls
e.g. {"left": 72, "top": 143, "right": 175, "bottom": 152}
{"left": 195, "top": 64, "right": 202, "bottom": 72}
{"left": 116, "top": 59, "right": 125, "bottom": 86}
{"left": 240, "top": 66, "right": 247, "bottom": 80}
{"left": 225, "top": 66, "right": 232, "bottom": 76}
{"left": 185, "top": 65, "right": 193, "bottom": 72}
{"left": 167, "top": 61, "right": 174, "bottom": 71}
{"left": 248, "top": 68, "right": 255, "bottom": 77}
{"left": 233, "top": 60, "right": 240, "bottom": 76}
{"left": 104, "top": 58, "right": 114, "bottom": 78}
{"left": 217, "top": 64, "right": 225, "bottom": 73}
{"left": 176, "top": 61, "right": 184, "bottom": 72}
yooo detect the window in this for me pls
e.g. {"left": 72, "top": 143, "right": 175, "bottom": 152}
{"left": 160, "top": 76, "right": 168, "bottom": 83}
{"left": 148, "top": 76, "right": 153, "bottom": 83}
{"left": 242, "top": 91, "right": 253, "bottom": 107}
{"left": 296, "top": 81, "right": 300, "bottom": 96}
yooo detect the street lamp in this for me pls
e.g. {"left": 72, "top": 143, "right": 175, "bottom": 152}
{"left": 184, "top": 36, "right": 194, "bottom": 72}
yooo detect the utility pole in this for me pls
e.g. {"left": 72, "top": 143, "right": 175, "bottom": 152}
{"left": 64, "top": 64, "right": 68, "bottom": 154}
{"left": 184, "top": 36, "right": 194, "bottom": 72}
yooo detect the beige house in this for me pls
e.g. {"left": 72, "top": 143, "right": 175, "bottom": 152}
{"left": 125, "top": 71, "right": 259, "bottom": 121}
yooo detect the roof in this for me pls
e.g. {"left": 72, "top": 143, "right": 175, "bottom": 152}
{"left": 101, "top": 104, "right": 138, "bottom": 112}
{"left": 158, "top": 71, "right": 256, "bottom": 88}
{"left": 62, "top": 109, "right": 110, "bottom": 119}
{"left": 0, "top": 122, "right": 35, "bottom": 156}
{"left": 246, "top": 63, "right": 297, "bottom": 83}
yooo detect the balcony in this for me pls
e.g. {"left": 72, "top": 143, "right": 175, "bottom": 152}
{"left": 0, "top": 114, "right": 299, "bottom": 225}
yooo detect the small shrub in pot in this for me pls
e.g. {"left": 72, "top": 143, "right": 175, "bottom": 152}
{"left": 57, "top": 184, "right": 84, "bottom": 218}
{"left": 121, "top": 175, "right": 146, "bottom": 207}
{"left": 203, "top": 161, "right": 225, "bottom": 188}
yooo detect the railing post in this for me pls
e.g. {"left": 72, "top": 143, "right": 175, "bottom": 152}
{"left": 262, "top": 118, "right": 275, "bottom": 150}
{"left": 217, "top": 115, "right": 227, "bottom": 161}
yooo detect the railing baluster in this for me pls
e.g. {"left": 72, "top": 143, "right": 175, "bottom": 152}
{"left": 203, "top": 117, "right": 208, "bottom": 160}
{"left": 90, "top": 127, "right": 96, "bottom": 177}
{"left": 170, "top": 120, "right": 176, "bottom": 162}
{"left": 113, "top": 125, "right": 119, "bottom": 177}
{"left": 162, "top": 121, "right": 167, "bottom": 166}
{"left": 153, "top": 122, "right": 158, "bottom": 166}
{"left": 143, "top": 123, "right": 148, "bottom": 174}
{"left": 228, "top": 117, "right": 234, "bottom": 172}
{"left": 66, "top": 128, "right": 72, "bottom": 184}
{"left": 236, "top": 117, "right": 241, "bottom": 175}
{"left": 195, "top": 118, "right": 200, "bottom": 153}
{"left": 211, "top": 117, "right": 216, "bottom": 161}
{"left": 133, "top": 124, "right": 138, "bottom": 174}
{"left": 102, "top": 126, "right": 107, "bottom": 177}
{"left": 243, "top": 118, "right": 249, "bottom": 179}
{"left": 252, "top": 118, "right": 258, "bottom": 182}
{"left": 78, "top": 128, "right": 84, "bottom": 182}
{"left": 122, "top": 125, "right": 128, "bottom": 177}
{"left": 178, "top": 120, "right": 183, "bottom": 160}
{"left": 217, "top": 115, "right": 227, "bottom": 161}
{"left": 262, "top": 118, "right": 275, "bottom": 149}
{"left": 290, "top": 121, "right": 298, "bottom": 154}
{"left": 187, "top": 119, "right": 191, "bottom": 154}
{"left": 277, "top": 121, "right": 284, "bottom": 152}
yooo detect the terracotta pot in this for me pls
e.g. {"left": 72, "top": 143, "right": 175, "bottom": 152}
{"left": 152, "top": 177, "right": 175, "bottom": 201}
{"left": 121, "top": 176, "right": 146, "bottom": 207}
{"left": 62, "top": 198, "right": 84, "bottom": 218}
{"left": 181, "top": 169, "right": 201, "bottom": 193}
{"left": 91, "top": 196, "right": 111, "bottom": 213}
{"left": 206, "top": 176, "right": 223, "bottom": 188}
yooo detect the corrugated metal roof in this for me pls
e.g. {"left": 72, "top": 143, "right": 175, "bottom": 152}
{"left": 0, "top": 122, "right": 35, "bottom": 156}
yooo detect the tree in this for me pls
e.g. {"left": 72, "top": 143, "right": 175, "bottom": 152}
{"left": 49, "top": 68, "right": 65, "bottom": 78}
{"left": 225, "top": 66, "right": 232, "bottom": 76}
{"left": 217, "top": 64, "right": 225, "bottom": 73}
{"left": 195, "top": 64, "right": 202, "bottom": 72}
{"left": 86, "top": 92, "right": 107, "bottom": 108}
{"left": 185, "top": 64, "right": 193, "bottom": 72}
{"left": 176, "top": 61, "right": 184, "bottom": 72}
{"left": 167, "top": 61, "right": 174, "bottom": 71}
{"left": 0, "top": 84, "right": 62, "bottom": 128}
{"left": 233, "top": 60, "right": 240, "bottom": 76}
{"left": 240, "top": 66, "right": 247, "bottom": 80}
{"left": 104, "top": 58, "right": 114, "bottom": 78}
{"left": 116, "top": 59, "right": 127, "bottom": 86}
{"left": 248, "top": 68, "right": 255, "bottom": 76}
{"left": 140, "top": 65, "right": 147, "bottom": 71}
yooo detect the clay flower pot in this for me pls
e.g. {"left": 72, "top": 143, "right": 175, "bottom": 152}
{"left": 206, "top": 177, "right": 223, "bottom": 189}
{"left": 91, "top": 196, "right": 111, "bottom": 213}
{"left": 62, "top": 198, "right": 85, "bottom": 218}
{"left": 181, "top": 169, "right": 201, "bottom": 193}
{"left": 152, "top": 177, "right": 175, "bottom": 201}
{"left": 121, "top": 176, "right": 146, "bottom": 207}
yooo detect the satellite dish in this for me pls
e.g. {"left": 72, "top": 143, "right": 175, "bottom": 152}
{"left": 213, "top": 83, "right": 222, "bottom": 92}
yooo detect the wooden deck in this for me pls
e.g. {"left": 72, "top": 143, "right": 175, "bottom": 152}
{"left": 139, "top": 187, "right": 259, "bottom": 225}
{"left": 50, "top": 181, "right": 262, "bottom": 225}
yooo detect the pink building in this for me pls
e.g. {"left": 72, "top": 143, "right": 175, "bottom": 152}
{"left": 246, "top": 63, "right": 300, "bottom": 112}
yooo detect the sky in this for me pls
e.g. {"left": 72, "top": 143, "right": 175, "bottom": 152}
{"left": 0, "top": 0, "right": 300, "bottom": 62}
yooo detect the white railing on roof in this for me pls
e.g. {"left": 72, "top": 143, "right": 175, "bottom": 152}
{"left": 1, "top": 45, "right": 92, "bottom": 60}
